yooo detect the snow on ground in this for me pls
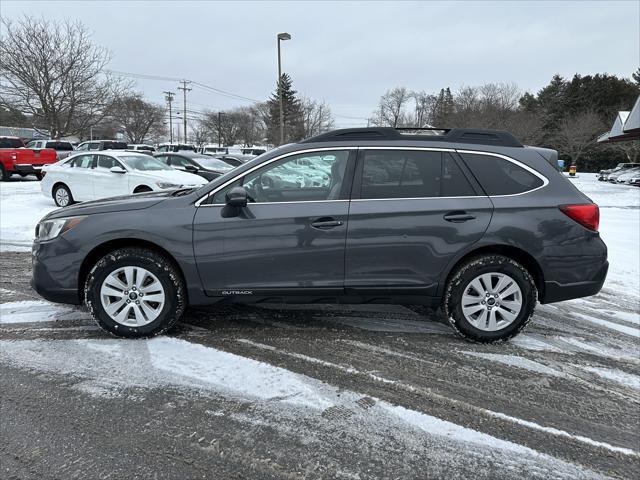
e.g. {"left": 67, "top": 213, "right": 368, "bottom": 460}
{"left": 0, "top": 334, "right": 614, "bottom": 477}
{"left": 0, "top": 300, "right": 90, "bottom": 324}
{"left": 0, "top": 177, "right": 57, "bottom": 251}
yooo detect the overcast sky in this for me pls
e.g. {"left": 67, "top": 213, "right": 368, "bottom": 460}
{"left": 2, "top": 0, "right": 639, "bottom": 127}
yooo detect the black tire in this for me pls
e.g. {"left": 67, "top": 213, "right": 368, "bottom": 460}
{"left": 0, "top": 165, "right": 9, "bottom": 181}
{"left": 85, "top": 247, "right": 186, "bottom": 338}
{"left": 133, "top": 185, "right": 153, "bottom": 193}
{"left": 53, "top": 183, "right": 74, "bottom": 207}
{"left": 443, "top": 254, "right": 537, "bottom": 343}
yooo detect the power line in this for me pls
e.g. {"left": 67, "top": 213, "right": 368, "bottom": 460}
{"left": 108, "top": 69, "right": 260, "bottom": 104}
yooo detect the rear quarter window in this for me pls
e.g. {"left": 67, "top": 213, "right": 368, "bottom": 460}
{"left": 461, "top": 153, "right": 544, "bottom": 196}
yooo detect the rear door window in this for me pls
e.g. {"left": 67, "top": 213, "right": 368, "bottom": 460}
{"left": 442, "top": 154, "right": 476, "bottom": 197}
{"left": 461, "top": 153, "right": 544, "bottom": 195}
{"left": 361, "top": 150, "right": 441, "bottom": 199}
{"left": 71, "top": 154, "right": 94, "bottom": 168}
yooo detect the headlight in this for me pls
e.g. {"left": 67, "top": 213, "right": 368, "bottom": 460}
{"left": 35, "top": 216, "right": 86, "bottom": 241}
{"left": 156, "top": 182, "right": 180, "bottom": 189}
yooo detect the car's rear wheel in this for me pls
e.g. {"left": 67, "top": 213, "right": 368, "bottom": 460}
{"left": 85, "top": 247, "right": 186, "bottom": 338}
{"left": 0, "top": 165, "right": 9, "bottom": 181}
{"left": 53, "top": 184, "right": 74, "bottom": 207}
{"left": 443, "top": 254, "right": 536, "bottom": 343}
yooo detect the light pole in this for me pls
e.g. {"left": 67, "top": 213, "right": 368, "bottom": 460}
{"left": 218, "top": 111, "right": 225, "bottom": 148}
{"left": 277, "top": 32, "right": 291, "bottom": 145}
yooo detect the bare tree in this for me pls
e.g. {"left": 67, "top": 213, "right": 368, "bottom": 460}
{"left": 608, "top": 140, "right": 640, "bottom": 163}
{"left": 370, "top": 87, "right": 411, "bottom": 127}
{"left": 554, "top": 111, "right": 606, "bottom": 166}
{"left": 0, "top": 16, "right": 128, "bottom": 138}
{"left": 301, "top": 98, "right": 334, "bottom": 137}
{"left": 108, "top": 95, "right": 165, "bottom": 143}
{"left": 411, "top": 91, "right": 437, "bottom": 127}
{"left": 235, "top": 106, "right": 266, "bottom": 147}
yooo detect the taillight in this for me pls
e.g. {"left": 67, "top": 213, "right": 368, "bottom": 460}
{"left": 559, "top": 204, "right": 599, "bottom": 232}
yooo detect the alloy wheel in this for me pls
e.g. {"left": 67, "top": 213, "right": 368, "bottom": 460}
{"left": 100, "top": 266, "right": 166, "bottom": 326}
{"left": 461, "top": 272, "right": 523, "bottom": 331}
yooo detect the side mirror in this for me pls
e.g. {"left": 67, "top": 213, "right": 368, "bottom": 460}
{"left": 225, "top": 186, "right": 248, "bottom": 208}
{"left": 110, "top": 166, "right": 126, "bottom": 174}
{"left": 184, "top": 164, "right": 199, "bottom": 172}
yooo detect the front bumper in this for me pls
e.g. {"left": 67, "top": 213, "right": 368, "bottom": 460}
{"left": 31, "top": 240, "right": 82, "bottom": 305}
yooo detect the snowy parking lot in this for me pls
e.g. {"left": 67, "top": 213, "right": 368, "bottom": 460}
{"left": 1, "top": 174, "right": 639, "bottom": 479}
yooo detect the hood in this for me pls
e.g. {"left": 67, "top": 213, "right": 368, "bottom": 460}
{"left": 134, "top": 169, "right": 207, "bottom": 186}
{"left": 44, "top": 190, "right": 177, "bottom": 220}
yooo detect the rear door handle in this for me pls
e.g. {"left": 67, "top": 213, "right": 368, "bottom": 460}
{"left": 311, "top": 217, "right": 343, "bottom": 229}
{"left": 443, "top": 211, "right": 476, "bottom": 222}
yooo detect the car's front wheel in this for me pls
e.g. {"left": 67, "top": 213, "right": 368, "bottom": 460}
{"left": 53, "top": 184, "right": 74, "bottom": 207}
{"left": 85, "top": 247, "right": 186, "bottom": 338}
{"left": 443, "top": 254, "right": 537, "bottom": 343}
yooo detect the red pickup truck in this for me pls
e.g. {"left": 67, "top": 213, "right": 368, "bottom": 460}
{"left": 0, "top": 136, "right": 58, "bottom": 181}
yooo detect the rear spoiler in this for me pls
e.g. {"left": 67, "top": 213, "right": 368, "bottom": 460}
{"left": 526, "top": 146, "right": 559, "bottom": 168}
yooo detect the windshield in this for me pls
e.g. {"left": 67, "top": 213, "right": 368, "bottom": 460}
{"left": 120, "top": 155, "right": 173, "bottom": 171}
{"left": 197, "top": 157, "right": 234, "bottom": 171}
{"left": 45, "top": 141, "right": 74, "bottom": 151}
{"left": 0, "top": 138, "right": 25, "bottom": 148}
{"left": 103, "top": 141, "right": 128, "bottom": 150}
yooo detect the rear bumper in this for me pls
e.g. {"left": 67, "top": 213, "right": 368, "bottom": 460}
{"left": 13, "top": 164, "right": 45, "bottom": 174}
{"left": 541, "top": 260, "right": 608, "bottom": 304}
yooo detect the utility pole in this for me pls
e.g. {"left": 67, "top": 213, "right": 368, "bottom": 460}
{"left": 163, "top": 91, "right": 175, "bottom": 143}
{"left": 178, "top": 80, "right": 192, "bottom": 144}
{"left": 217, "top": 111, "right": 224, "bottom": 148}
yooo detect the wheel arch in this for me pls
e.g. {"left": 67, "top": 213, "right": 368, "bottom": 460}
{"left": 51, "top": 181, "right": 70, "bottom": 197}
{"left": 78, "top": 238, "right": 188, "bottom": 304}
{"left": 133, "top": 185, "right": 153, "bottom": 193}
{"left": 440, "top": 244, "right": 545, "bottom": 300}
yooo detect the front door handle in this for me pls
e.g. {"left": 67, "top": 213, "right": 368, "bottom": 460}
{"left": 443, "top": 211, "right": 476, "bottom": 222}
{"left": 311, "top": 217, "right": 343, "bottom": 229}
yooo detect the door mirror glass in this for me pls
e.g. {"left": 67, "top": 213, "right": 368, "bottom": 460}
{"left": 110, "top": 166, "right": 127, "bottom": 174}
{"left": 184, "top": 164, "right": 199, "bottom": 172}
{"left": 225, "top": 186, "right": 248, "bottom": 207}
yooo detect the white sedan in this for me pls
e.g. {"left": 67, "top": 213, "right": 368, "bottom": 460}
{"left": 41, "top": 151, "right": 207, "bottom": 206}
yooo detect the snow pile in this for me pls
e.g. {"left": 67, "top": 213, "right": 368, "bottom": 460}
{"left": 0, "top": 179, "right": 57, "bottom": 251}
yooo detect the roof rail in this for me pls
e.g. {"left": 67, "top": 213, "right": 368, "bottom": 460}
{"left": 301, "top": 127, "right": 523, "bottom": 148}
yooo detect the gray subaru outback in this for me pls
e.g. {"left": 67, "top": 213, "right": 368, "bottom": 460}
{"left": 32, "top": 128, "right": 608, "bottom": 342}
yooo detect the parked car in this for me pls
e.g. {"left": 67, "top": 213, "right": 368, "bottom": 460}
{"left": 200, "top": 144, "right": 228, "bottom": 156}
{"left": 615, "top": 167, "right": 640, "bottom": 184}
{"left": 40, "top": 151, "right": 207, "bottom": 206}
{"left": 155, "top": 151, "right": 235, "bottom": 181}
{"left": 26, "top": 139, "right": 75, "bottom": 161}
{"left": 241, "top": 147, "right": 268, "bottom": 156}
{"left": 127, "top": 144, "right": 156, "bottom": 154}
{"left": 598, "top": 163, "right": 640, "bottom": 181}
{"left": 32, "top": 127, "right": 608, "bottom": 343}
{"left": 76, "top": 140, "right": 129, "bottom": 152}
{"left": 157, "top": 143, "right": 196, "bottom": 153}
{"left": 628, "top": 175, "right": 640, "bottom": 187}
{"left": 213, "top": 154, "right": 256, "bottom": 167}
{"left": 0, "top": 136, "right": 58, "bottom": 181}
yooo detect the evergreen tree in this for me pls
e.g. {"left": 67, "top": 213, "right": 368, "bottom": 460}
{"left": 633, "top": 67, "right": 640, "bottom": 86}
{"left": 265, "top": 73, "right": 304, "bottom": 145}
